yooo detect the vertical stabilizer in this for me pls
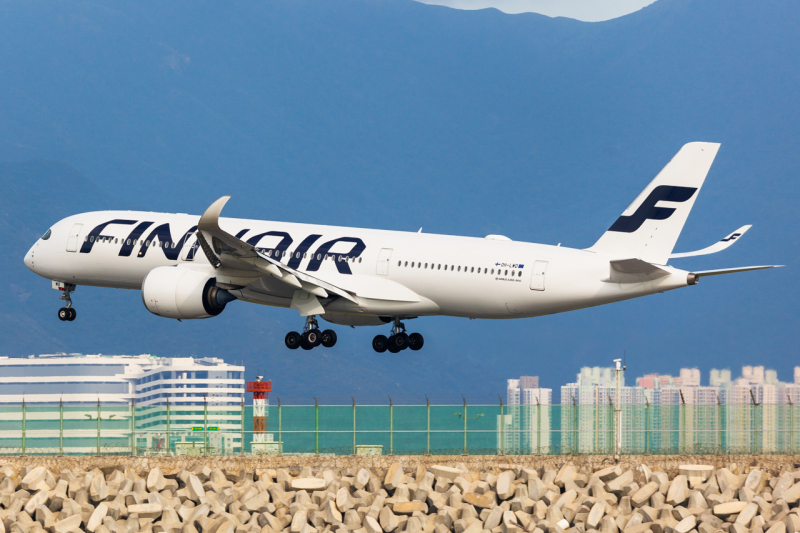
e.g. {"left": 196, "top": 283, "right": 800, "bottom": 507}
{"left": 588, "top": 142, "right": 720, "bottom": 264}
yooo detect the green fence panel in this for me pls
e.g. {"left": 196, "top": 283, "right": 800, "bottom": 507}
{"left": 0, "top": 401, "right": 797, "bottom": 456}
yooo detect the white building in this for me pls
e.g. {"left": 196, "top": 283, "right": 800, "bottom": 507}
{"left": 561, "top": 366, "right": 647, "bottom": 454}
{"left": 0, "top": 354, "right": 245, "bottom": 454}
{"left": 0, "top": 353, "right": 244, "bottom": 405}
{"left": 501, "top": 377, "right": 552, "bottom": 454}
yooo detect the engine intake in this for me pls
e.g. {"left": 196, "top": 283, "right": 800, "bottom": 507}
{"left": 141, "top": 266, "right": 236, "bottom": 319}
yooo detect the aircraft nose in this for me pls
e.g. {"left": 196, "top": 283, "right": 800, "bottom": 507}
{"left": 23, "top": 244, "right": 36, "bottom": 272}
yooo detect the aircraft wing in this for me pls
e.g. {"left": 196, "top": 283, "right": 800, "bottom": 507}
{"left": 196, "top": 197, "right": 358, "bottom": 303}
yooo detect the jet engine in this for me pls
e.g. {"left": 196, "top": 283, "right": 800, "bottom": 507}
{"left": 141, "top": 266, "right": 236, "bottom": 319}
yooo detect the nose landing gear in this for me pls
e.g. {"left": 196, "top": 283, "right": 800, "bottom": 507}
{"left": 285, "top": 316, "right": 337, "bottom": 351}
{"left": 373, "top": 318, "right": 424, "bottom": 353}
{"left": 56, "top": 283, "right": 77, "bottom": 322}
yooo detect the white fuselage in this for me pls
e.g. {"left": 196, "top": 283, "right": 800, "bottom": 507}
{"left": 24, "top": 210, "right": 692, "bottom": 323}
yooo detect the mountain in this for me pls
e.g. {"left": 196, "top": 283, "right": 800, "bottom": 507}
{"left": 0, "top": 0, "right": 797, "bottom": 402}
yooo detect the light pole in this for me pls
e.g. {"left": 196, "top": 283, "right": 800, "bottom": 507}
{"left": 613, "top": 358, "right": 622, "bottom": 461}
{"left": 455, "top": 396, "right": 483, "bottom": 455}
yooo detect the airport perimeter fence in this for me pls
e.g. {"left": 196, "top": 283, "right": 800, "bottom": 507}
{"left": 0, "top": 401, "right": 798, "bottom": 456}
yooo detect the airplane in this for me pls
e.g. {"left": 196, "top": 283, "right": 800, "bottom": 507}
{"left": 24, "top": 142, "right": 780, "bottom": 353}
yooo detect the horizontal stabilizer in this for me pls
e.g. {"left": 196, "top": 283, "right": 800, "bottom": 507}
{"left": 607, "top": 258, "right": 671, "bottom": 283}
{"left": 690, "top": 265, "right": 783, "bottom": 280}
{"left": 671, "top": 225, "right": 751, "bottom": 259}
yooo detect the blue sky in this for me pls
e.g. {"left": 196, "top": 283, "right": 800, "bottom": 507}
{"left": 0, "top": 0, "right": 797, "bottom": 403}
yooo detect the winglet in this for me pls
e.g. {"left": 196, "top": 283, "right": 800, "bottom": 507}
{"left": 198, "top": 196, "right": 231, "bottom": 232}
{"left": 671, "top": 225, "right": 752, "bottom": 259}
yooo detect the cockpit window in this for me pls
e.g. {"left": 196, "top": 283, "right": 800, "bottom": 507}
{"left": 41, "top": 229, "right": 52, "bottom": 240}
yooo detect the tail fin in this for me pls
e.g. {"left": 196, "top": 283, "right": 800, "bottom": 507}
{"left": 588, "top": 142, "right": 720, "bottom": 264}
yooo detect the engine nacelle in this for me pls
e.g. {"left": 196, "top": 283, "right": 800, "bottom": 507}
{"left": 141, "top": 266, "right": 236, "bottom": 319}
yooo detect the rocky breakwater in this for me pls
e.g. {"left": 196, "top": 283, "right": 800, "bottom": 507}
{"left": 0, "top": 462, "right": 799, "bottom": 533}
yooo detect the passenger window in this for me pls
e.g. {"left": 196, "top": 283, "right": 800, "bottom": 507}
{"left": 471, "top": 267, "right": 474, "bottom": 273}
{"left": 518, "top": 271, "right": 522, "bottom": 277}
{"left": 359, "top": 258, "right": 362, "bottom": 263}
{"left": 411, "top": 262, "right": 415, "bottom": 267}
{"left": 491, "top": 269, "right": 495, "bottom": 274}
{"left": 511, "top": 270, "right": 515, "bottom": 276}
{"left": 505, "top": 270, "right": 508, "bottom": 275}
{"left": 457, "top": 266, "right": 461, "bottom": 272}
{"left": 398, "top": 261, "right": 401, "bottom": 267}
{"left": 425, "top": 263, "right": 428, "bottom": 269}
{"left": 404, "top": 261, "right": 408, "bottom": 267}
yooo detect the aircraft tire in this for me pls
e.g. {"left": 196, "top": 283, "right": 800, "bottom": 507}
{"left": 300, "top": 332, "right": 315, "bottom": 350}
{"left": 67, "top": 308, "right": 76, "bottom": 321}
{"left": 285, "top": 331, "right": 301, "bottom": 350}
{"left": 408, "top": 332, "right": 424, "bottom": 351}
{"left": 58, "top": 308, "right": 69, "bottom": 321}
{"left": 387, "top": 335, "right": 401, "bottom": 353}
{"left": 307, "top": 329, "right": 322, "bottom": 347}
{"left": 393, "top": 333, "right": 409, "bottom": 351}
{"left": 372, "top": 335, "right": 388, "bottom": 353}
{"left": 321, "top": 330, "right": 337, "bottom": 348}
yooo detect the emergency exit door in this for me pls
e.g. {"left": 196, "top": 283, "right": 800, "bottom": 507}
{"left": 530, "top": 260, "right": 548, "bottom": 291}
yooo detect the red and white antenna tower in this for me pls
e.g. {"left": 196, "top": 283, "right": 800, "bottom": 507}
{"left": 246, "top": 376, "right": 272, "bottom": 444}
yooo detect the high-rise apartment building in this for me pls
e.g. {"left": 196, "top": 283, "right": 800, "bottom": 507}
{"left": 501, "top": 377, "right": 552, "bottom": 453}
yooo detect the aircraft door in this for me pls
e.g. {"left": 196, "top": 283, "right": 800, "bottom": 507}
{"left": 530, "top": 260, "right": 548, "bottom": 291}
{"left": 66, "top": 223, "right": 83, "bottom": 252}
{"left": 376, "top": 248, "right": 393, "bottom": 276}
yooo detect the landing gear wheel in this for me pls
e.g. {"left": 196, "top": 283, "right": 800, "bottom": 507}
{"left": 387, "top": 335, "right": 401, "bottom": 353}
{"left": 391, "top": 333, "right": 409, "bottom": 351}
{"left": 321, "top": 329, "right": 337, "bottom": 348}
{"left": 58, "top": 308, "right": 69, "bottom": 321}
{"left": 408, "top": 332, "right": 424, "bottom": 351}
{"left": 67, "top": 308, "right": 76, "bottom": 321}
{"left": 372, "top": 335, "right": 388, "bottom": 353}
{"left": 285, "top": 331, "right": 301, "bottom": 350}
{"left": 306, "top": 328, "right": 322, "bottom": 347}
{"left": 301, "top": 331, "right": 315, "bottom": 350}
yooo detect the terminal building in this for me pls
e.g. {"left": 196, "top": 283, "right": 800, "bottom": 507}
{"left": 0, "top": 354, "right": 245, "bottom": 454}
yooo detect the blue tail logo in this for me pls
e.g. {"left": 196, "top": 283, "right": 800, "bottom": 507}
{"left": 608, "top": 185, "right": 697, "bottom": 233}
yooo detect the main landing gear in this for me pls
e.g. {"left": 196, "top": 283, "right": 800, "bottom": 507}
{"left": 285, "top": 316, "right": 337, "bottom": 351}
{"left": 57, "top": 283, "right": 77, "bottom": 322}
{"left": 373, "top": 318, "right": 424, "bottom": 353}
